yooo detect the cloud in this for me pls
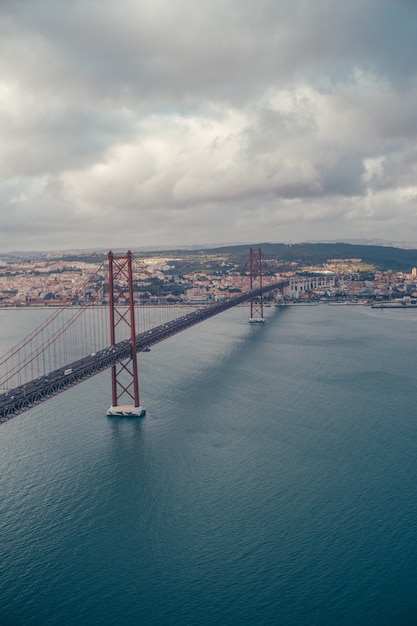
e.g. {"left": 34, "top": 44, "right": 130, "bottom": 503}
{"left": 1, "top": 0, "right": 417, "bottom": 251}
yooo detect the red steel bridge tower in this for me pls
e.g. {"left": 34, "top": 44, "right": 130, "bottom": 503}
{"left": 107, "top": 250, "right": 145, "bottom": 417}
{"left": 249, "top": 247, "right": 265, "bottom": 323}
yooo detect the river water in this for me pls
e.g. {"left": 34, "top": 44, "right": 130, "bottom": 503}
{"left": 1, "top": 304, "right": 417, "bottom": 625}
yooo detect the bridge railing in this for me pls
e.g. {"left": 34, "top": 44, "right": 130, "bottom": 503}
{"left": 0, "top": 279, "right": 288, "bottom": 422}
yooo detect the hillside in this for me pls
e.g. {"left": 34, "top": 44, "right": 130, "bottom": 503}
{"left": 200, "top": 242, "right": 417, "bottom": 272}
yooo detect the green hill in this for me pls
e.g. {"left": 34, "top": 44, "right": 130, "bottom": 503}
{"left": 201, "top": 242, "right": 417, "bottom": 272}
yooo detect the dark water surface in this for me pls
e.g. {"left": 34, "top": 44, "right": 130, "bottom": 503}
{"left": 1, "top": 305, "right": 417, "bottom": 625}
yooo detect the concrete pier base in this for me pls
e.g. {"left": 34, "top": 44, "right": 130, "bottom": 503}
{"left": 107, "top": 405, "right": 146, "bottom": 417}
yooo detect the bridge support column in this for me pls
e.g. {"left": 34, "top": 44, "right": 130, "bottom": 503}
{"left": 249, "top": 247, "right": 265, "bottom": 323}
{"left": 106, "top": 251, "right": 145, "bottom": 417}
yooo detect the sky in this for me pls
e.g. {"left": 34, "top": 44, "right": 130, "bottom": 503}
{"left": 1, "top": 0, "right": 417, "bottom": 252}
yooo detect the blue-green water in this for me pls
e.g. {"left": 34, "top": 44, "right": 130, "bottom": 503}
{"left": 1, "top": 304, "right": 417, "bottom": 625}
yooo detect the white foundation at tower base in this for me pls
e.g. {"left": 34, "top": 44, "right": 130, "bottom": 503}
{"left": 107, "top": 405, "right": 146, "bottom": 417}
{"left": 249, "top": 317, "right": 265, "bottom": 323}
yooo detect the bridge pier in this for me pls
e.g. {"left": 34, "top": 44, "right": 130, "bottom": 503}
{"left": 106, "top": 251, "right": 146, "bottom": 418}
{"left": 107, "top": 404, "right": 146, "bottom": 417}
{"left": 249, "top": 247, "right": 265, "bottom": 323}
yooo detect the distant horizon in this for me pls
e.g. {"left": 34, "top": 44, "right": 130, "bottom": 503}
{"left": 2, "top": 238, "right": 417, "bottom": 259}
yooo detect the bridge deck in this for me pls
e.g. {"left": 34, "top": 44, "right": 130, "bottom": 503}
{"left": 0, "top": 280, "right": 287, "bottom": 423}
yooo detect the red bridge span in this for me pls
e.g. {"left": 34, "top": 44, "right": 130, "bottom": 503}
{"left": 0, "top": 248, "right": 288, "bottom": 424}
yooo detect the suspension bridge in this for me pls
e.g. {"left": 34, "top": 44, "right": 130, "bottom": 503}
{"left": 0, "top": 248, "right": 288, "bottom": 424}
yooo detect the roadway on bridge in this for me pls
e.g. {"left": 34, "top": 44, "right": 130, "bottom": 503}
{"left": 0, "top": 280, "right": 288, "bottom": 423}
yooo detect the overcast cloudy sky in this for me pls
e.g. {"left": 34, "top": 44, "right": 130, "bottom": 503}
{"left": 1, "top": 0, "right": 417, "bottom": 252}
